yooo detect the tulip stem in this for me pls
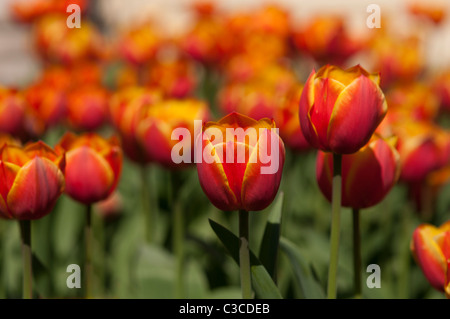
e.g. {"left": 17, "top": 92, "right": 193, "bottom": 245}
{"left": 19, "top": 220, "right": 32, "bottom": 299}
{"left": 85, "top": 204, "right": 93, "bottom": 299}
{"left": 327, "top": 153, "right": 342, "bottom": 299}
{"left": 352, "top": 208, "right": 362, "bottom": 299}
{"left": 173, "top": 199, "right": 184, "bottom": 299}
{"left": 239, "top": 209, "right": 252, "bottom": 299}
{"left": 141, "top": 165, "right": 153, "bottom": 243}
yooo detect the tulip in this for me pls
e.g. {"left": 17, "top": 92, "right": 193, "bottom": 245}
{"left": 56, "top": 132, "right": 122, "bottom": 204}
{"left": 299, "top": 64, "right": 387, "bottom": 155}
{"left": 109, "top": 87, "right": 162, "bottom": 163}
{"left": 408, "top": 2, "right": 446, "bottom": 25}
{"left": 411, "top": 221, "right": 450, "bottom": 298}
{"left": 196, "top": 112, "right": 285, "bottom": 299}
{"left": 0, "top": 87, "right": 26, "bottom": 136}
{"left": 316, "top": 135, "right": 400, "bottom": 209}
{"left": 138, "top": 98, "right": 210, "bottom": 168}
{"left": 0, "top": 141, "right": 65, "bottom": 299}
{"left": 66, "top": 85, "right": 108, "bottom": 131}
{"left": 432, "top": 71, "right": 450, "bottom": 112}
{"left": 56, "top": 132, "right": 122, "bottom": 298}
{"left": 119, "top": 23, "right": 161, "bottom": 66}
{"left": 0, "top": 141, "right": 65, "bottom": 220}
{"left": 0, "top": 134, "right": 21, "bottom": 147}
{"left": 196, "top": 112, "right": 285, "bottom": 212}
{"left": 12, "top": 0, "right": 88, "bottom": 23}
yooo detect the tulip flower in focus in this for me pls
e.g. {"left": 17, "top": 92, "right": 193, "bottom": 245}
{"left": 196, "top": 112, "right": 285, "bottom": 211}
{"left": 56, "top": 132, "right": 122, "bottom": 205}
{"left": 109, "top": 87, "right": 162, "bottom": 163}
{"left": 0, "top": 87, "right": 26, "bottom": 136}
{"left": 0, "top": 141, "right": 65, "bottom": 220}
{"left": 66, "top": 86, "right": 109, "bottom": 131}
{"left": 411, "top": 221, "right": 450, "bottom": 298}
{"left": 316, "top": 135, "right": 400, "bottom": 209}
{"left": 138, "top": 98, "right": 210, "bottom": 168}
{"left": 299, "top": 64, "right": 387, "bottom": 154}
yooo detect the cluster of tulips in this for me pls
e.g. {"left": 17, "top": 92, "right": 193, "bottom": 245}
{"left": 0, "top": 0, "right": 449, "bottom": 299}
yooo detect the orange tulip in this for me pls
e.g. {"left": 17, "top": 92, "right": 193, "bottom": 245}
{"left": 299, "top": 64, "right": 387, "bottom": 154}
{"left": 138, "top": 99, "right": 210, "bottom": 168}
{"left": 109, "top": 87, "right": 163, "bottom": 163}
{"left": 119, "top": 23, "right": 161, "bottom": 65}
{"left": 196, "top": 112, "right": 285, "bottom": 211}
{"left": 408, "top": 1, "right": 446, "bottom": 25}
{"left": 66, "top": 85, "right": 108, "bottom": 131}
{"left": 0, "top": 87, "right": 26, "bottom": 136}
{"left": 12, "top": 0, "right": 88, "bottom": 23}
{"left": 0, "top": 134, "right": 21, "bottom": 147}
{"left": 411, "top": 221, "right": 450, "bottom": 296}
{"left": 56, "top": 133, "right": 122, "bottom": 205}
{"left": 0, "top": 141, "right": 65, "bottom": 220}
{"left": 316, "top": 135, "right": 400, "bottom": 209}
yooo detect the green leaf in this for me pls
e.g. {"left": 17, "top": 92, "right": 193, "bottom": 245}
{"left": 279, "top": 237, "right": 325, "bottom": 299}
{"left": 259, "top": 192, "right": 283, "bottom": 280}
{"left": 209, "top": 219, "right": 282, "bottom": 299}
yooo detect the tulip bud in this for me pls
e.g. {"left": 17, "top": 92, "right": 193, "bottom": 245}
{"left": 299, "top": 64, "right": 387, "bottom": 154}
{"left": 316, "top": 135, "right": 400, "bottom": 209}
{"left": 411, "top": 221, "right": 450, "bottom": 295}
{"left": 56, "top": 132, "right": 122, "bottom": 205}
{"left": 196, "top": 112, "right": 285, "bottom": 211}
{"left": 0, "top": 141, "right": 65, "bottom": 220}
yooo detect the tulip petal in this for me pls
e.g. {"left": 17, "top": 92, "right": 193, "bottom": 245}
{"left": 65, "top": 146, "right": 114, "bottom": 204}
{"left": 316, "top": 151, "right": 333, "bottom": 203}
{"left": 0, "top": 161, "right": 19, "bottom": 219}
{"left": 327, "top": 75, "right": 387, "bottom": 154}
{"left": 139, "top": 120, "right": 176, "bottom": 167}
{"left": 299, "top": 69, "right": 321, "bottom": 149}
{"left": 197, "top": 139, "right": 238, "bottom": 211}
{"left": 7, "top": 157, "right": 64, "bottom": 220}
{"left": 413, "top": 225, "right": 447, "bottom": 291}
{"left": 241, "top": 129, "right": 285, "bottom": 211}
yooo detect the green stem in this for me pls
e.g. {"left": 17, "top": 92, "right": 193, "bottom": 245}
{"left": 352, "top": 208, "right": 362, "bottom": 299}
{"left": 19, "top": 220, "right": 32, "bottom": 299}
{"left": 239, "top": 209, "right": 252, "bottom": 299}
{"left": 85, "top": 204, "right": 93, "bottom": 299}
{"left": 173, "top": 200, "right": 184, "bottom": 299}
{"left": 327, "top": 153, "right": 342, "bottom": 299}
{"left": 141, "top": 165, "right": 153, "bottom": 243}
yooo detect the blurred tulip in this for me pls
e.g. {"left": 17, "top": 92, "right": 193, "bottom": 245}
{"left": 393, "top": 121, "right": 450, "bottom": 183}
{"left": 34, "top": 14, "right": 104, "bottom": 65}
{"left": 293, "top": 15, "right": 363, "bottom": 65}
{"left": 316, "top": 135, "right": 400, "bottom": 209}
{"left": 94, "top": 191, "right": 123, "bottom": 221}
{"left": 119, "top": 23, "right": 161, "bottom": 66}
{"left": 109, "top": 87, "right": 163, "bottom": 163}
{"left": 66, "top": 85, "right": 109, "bottom": 131}
{"left": 408, "top": 1, "right": 446, "bottom": 25}
{"left": 411, "top": 221, "right": 450, "bottom": 296}
{"left": 138, "top": 99, "right": 210, "bottom": 168}
{"left": 0, "top": 87, "right": 26, "bottom": 136}
{"left": 299, "top": 64, "right": 387, "bottom": 154}
{"left": 145, "top": 58, "right": 197, "bottom": 98}
{"left": 432, "top": 71, "right": 450, "bottom": 112}
{"left": 370, "top": 34, "right": 424, "bottom": 88}
{"left": 274, "top": 85, "right": 312, "bottom": 152}
{"left": 0, "top": 141, "right": 65, "bottom": 220}
{"left": 196, "top": 112, "right": 285, "bottom": 211}
{"left": 0, "top": 134, "right": 21, "bottom": 147}
{"left": 386, "top": 83, "right": 440, "bottom": 122}
{"left": 56, "top": 132, "right": 122, "bottom": 204}
{"left": 12, "top": 0, "right": 88, "bottom": 23}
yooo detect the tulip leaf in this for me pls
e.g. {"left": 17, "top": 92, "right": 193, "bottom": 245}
{"left": 259, "top": 192, "right": 284, "bottom": 281}
{"left": 209, "top": 219, "right": 282, "bottom": 299}
{"left": 279, "top": 237, "right": 325, "bottom": 299}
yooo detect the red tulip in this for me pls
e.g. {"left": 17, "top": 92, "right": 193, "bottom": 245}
{"left": 56, "top": 132, "right": 122, "bottom": 204}
{"left": 299, "top": 64, "right": 387, "bottom": 154}
{"left": 411, "top": 221, "right": 450, "bottom": 296}
{"left": 316, "top": 135, "right": 400, "bottom": 209}
{"left": 119, "top": 23, "right": 161, "bottom": 66}
{"left": 196, "top": 112, "right": 285, "bottom": 211}
{"left": 66, "top": 85, "right": 108, "bottom": 131}
{"left": 0, "top": 141, "right": 65, "bottom": 220}
{"left": 138, "top": 99, "right": 210, "bottom": 168}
